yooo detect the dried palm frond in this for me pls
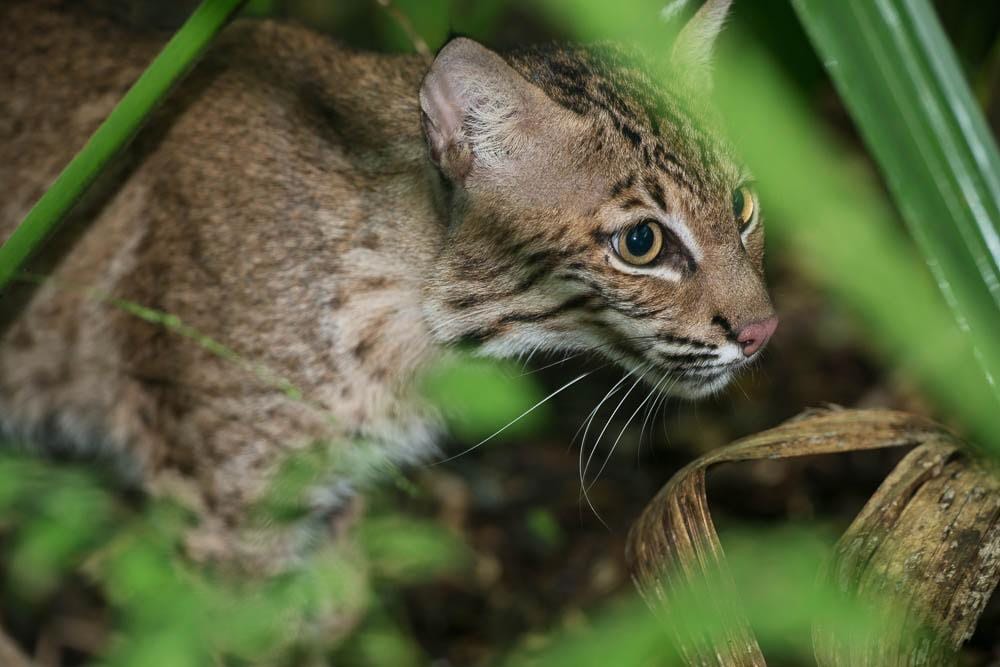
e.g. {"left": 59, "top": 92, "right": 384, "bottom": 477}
{"left": 626, "top": 408, "right": 1000, "bottom": 666}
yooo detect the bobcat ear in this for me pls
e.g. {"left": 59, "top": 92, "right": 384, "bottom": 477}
{"left": 669, "top": 0, "right": 733, "bottom": 84}
{"left": 419, "top": 37, "right": 536, "bottom": 184}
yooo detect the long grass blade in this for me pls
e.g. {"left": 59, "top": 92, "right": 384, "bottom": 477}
{"left": 0, "top": 0, "right": 246, "bottom": 292}
{"left": 791, "top": 0, "right": 1000, "bottom": 440}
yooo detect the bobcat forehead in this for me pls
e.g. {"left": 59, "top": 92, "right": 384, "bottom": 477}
{"left": 504, "top": 43, "right": 740, "bottom": 196}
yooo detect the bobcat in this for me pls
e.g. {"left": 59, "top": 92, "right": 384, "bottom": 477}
{"left": 0, "top": 0, "right": 775, "bottom": 570}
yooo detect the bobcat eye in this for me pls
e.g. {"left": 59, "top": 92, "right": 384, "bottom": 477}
{"left": 616, "top": 220, "right": 664, "bottom": 265}
{"left": 732, "top": 185, "right": 756, "bottom": 230}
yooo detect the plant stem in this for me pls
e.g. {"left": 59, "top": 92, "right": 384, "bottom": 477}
{"left": 0, "top": 0, "right": 246, "bottom": 292}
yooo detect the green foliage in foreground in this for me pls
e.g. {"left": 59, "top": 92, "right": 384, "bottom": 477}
{"left": 0, "top": 452, "right": 911, "bottom": 665}
{"left": 420, "top": 355, "right": 550, "bottom": 442}
{"left": 0, "top": 453, "right": 470, "bottom": 666}
{"left": 790, "top": 0, "right": 1000, "bottom": 451}
{"left": 540, "top": 0, "right": 1000, "bottom": 452}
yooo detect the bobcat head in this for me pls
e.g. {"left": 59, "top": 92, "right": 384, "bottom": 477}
{"left": 420, "top": 0, "right": 775, "bottom": 398}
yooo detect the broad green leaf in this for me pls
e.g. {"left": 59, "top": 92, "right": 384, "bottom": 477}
{"left": 791, "top": 0, "right": 1000, "bottom": 451}
{"left": 421, "top": 355, "right": 550, "bottom": 442}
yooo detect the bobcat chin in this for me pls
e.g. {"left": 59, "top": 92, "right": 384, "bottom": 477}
{"left": 0, "top": 0, "right": 773, "bottom": 570}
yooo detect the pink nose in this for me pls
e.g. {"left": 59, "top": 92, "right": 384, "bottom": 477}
{"left": 736, "top": 316, "right": 779, "bottom": 357}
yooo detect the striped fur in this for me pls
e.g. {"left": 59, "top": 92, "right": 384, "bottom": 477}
{"left": 0, "top": 0, "right": 771, "bottom": 572}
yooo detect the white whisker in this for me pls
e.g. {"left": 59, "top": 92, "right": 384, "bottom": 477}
{"left": 583, "top": 366, "right": 649, "bottom": 483}
{"left": 588, "top": 371, "right": 671, "bottom": 492}
{"left": 432, "top": 371, "right": 591, "bottom": 465}
{"left": 575, "top": 368, "right": 638, "bottom": 522}
{"left": 637, "top": 372, "right": 673, "bottom": 463}
{"left": 580, "top": 364, "right": 650, "bottom": 524}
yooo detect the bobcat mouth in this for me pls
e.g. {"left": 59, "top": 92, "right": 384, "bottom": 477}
{"left": 670, "top": 366, "right": 735, "bottom": 398}
{"left": 654, "top": 355, "right": 748, "bottom": 398}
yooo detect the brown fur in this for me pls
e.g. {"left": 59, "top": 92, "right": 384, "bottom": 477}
{"left": 0, "top": 0, "right": 772, "bottom": 570}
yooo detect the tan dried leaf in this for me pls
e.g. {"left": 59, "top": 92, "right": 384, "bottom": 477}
{"left": 626, "top": 408, "right": 1000, "bottom": 666}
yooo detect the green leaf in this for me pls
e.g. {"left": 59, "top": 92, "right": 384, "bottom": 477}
{"left": 375, "top": 0, "right": 450, "bottom": 53}
{"left": 707, "top": 33, "right": 1000, "bottom": 452}
{"left": 360, "top": 516, "right": 468, "bottom": 583}
{"left": 790, "top": 0, "right": 1000, "bottom": 450}
{"left": 420, "top": 355, "right": 550, "bottom": 442}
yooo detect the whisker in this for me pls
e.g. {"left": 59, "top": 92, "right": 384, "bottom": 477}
{"left": 637, "top": 372, "right": 673, "bottom": 463}
{"left": 519, "top": 350, "right": 590, "bottom": 377}
{"left": 589, "top": 371, "right": 672, "bottom": 491}
{"left": 568, "top": 369, "right": 619, "bottom": 453}
{"left": 576, "top": 368, "right": 637, "bottom": 488}
{"left": 583, "top": 364, "right": 649, "bottom": 485}
{"left": 432, "top": 371, "right": 592, "bottom": 465}
{"left": 580, "top": 364, "right": 651, "bottom": 523}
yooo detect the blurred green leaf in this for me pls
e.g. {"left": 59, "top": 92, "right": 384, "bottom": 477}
{"left": 376, "top": 0, "right": 450, "bottom": 52}
{"left": 710, "top": 31, "right": 1000, "bottom": 452}
{"left": 525, "top": 507, "right": 563, "bottom": 550}
{"left": 334, "top": 609, "right": 427, "bottom": 667}
{"left": 448, "top": 0, "right": 508, "bottom": 39}
{"left": 421, "top": 355, "right": 549, "bottom": 441}
{"left": 9, "top": 481, "right": 111, "bottom": 599}
{"left": 790, "top": 0, "right": 1000, "bottom": 451}
{"left": 361, "top": 515, "right": 468, "bottom": 582}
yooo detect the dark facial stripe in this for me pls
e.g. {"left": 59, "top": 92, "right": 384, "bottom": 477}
{"left": 711, "top": 315, "right": 738, "bottom": 342}
{"left": 610, "top": 173, "right": 636, "bottom": 198}
{"left": 613, "top": 116, "right": 642, "bottom": 148}
{"left": 657, "top": 332, "right": 718, "bottom": 350}
{"left": 644, "top": 177, "right": 667, "bottom": 212}
{"left": 450, "top": 294, "right": 598, "bottom": 346}
{"left": 556, "top": 270, "right": 671, "bottom": 320}
{"left": 580, "top": 318, "right": 648, "bottom": 363}
{"left": 656, "top": 351, "right": 718, "bottom": 364}
{"left": 497, "top": 293, "right": 597, "bottom": 327}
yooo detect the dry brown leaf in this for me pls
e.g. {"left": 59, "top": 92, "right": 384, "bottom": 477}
{"left": 626, "top": 408, "right": 1000, "bottom": 666}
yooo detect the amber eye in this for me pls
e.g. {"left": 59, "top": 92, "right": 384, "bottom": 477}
{"left": 616, "top": 220, "right": 664, "bottom": 265}
{"left": 732, "top": 185, "right": 756, "bottom": 230}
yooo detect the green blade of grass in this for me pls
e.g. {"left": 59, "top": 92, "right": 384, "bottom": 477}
{"left": 790, "top": 0, "right": 1000, "bottom": 432}
{"left": 0, "top": 0, "right": 246, "bottom": 293}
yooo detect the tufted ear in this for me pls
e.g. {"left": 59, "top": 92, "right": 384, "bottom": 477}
{"left": 419, "top": 37, "right": 541, "bottom": 184}
{"left": 669, "top": 0, "right": 733, "bottom": 85}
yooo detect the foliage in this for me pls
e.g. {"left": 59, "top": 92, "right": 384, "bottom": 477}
{"left": 790, "top": 0, "right": 1000, "bottom": 451}
{"left": 0, "top": 0, "right": 998, "bottom": 664}
{"left": 420, "top": 355, "right": 550, "bottom": 442}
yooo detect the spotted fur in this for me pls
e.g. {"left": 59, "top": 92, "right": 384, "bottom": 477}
{"left": 0, "top": 0, "right": 771, "bottom": 570}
